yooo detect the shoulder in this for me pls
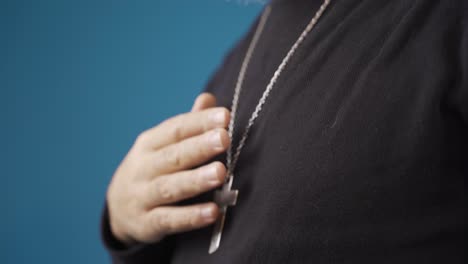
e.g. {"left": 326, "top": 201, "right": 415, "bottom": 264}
{"left": 202, "top": 10, "right": 265, "bottom": 105}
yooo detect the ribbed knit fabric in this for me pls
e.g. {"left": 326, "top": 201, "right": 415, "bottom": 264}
{"left": 102, "top": 0, "right": 468, "bottom": 262}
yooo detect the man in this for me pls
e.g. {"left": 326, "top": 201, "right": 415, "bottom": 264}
{"left": 102, "top": 0, "right": 468, "bottom": 263}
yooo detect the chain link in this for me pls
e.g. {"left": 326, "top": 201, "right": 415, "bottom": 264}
{"left": 227, "top": 0, "right": 332, "bottom": 179}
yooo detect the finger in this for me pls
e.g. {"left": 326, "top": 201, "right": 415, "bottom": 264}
{"left": 137, "top": 107, "right": 230, "bottom": 151}
{"left": 191, "top": 93, "right": 217, "bottom": 112}
{"left": 144, "top": 202, "right": 219, "bottom": 241}
{"left": 149, "top": 128, "right": 230, "bottom": 175}
{"left": 144, "top": 161, "right": 227, "bottom": 207}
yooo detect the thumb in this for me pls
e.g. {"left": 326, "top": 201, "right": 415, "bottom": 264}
{"left": 191, "top": 92, "right": 217, "bottom": 112}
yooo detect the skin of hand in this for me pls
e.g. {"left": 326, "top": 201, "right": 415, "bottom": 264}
{"left": 106, "top": 93, "right": 231, "bottom": 246}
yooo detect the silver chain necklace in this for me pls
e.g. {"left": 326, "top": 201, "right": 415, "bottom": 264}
{"left": 209, "top": 0, "right": 332, "bottom": 254}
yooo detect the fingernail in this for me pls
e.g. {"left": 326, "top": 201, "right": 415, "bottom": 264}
{"left": 201, "top": 206, "right": 215, "bottom": 219}
{"left": 211, "top": 110, "right": 226, "bottom": 125}
{"left": 205, "top": 164, "right": 220, "bottom": 185}
{"left": 209, "top": 130, "right": 224, "bottom": 150}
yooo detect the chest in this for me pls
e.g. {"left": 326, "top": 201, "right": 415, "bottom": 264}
{"left": 172, "top": 1, "right": 467, "bottom": 262}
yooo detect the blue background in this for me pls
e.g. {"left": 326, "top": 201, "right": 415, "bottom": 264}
{"left": 2, "top": 1, "right": 262, "bottom": 263}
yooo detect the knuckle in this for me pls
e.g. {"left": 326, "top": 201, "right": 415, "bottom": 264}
{"left": 190, "top": 211, "right": 202, "bottom": 228}
{"left": 135, "top": 130, "right": 150, "bottom": 146}
{"left": 164, "top": 114, "right": 181, "bottom": 126}
{"left": 133, "top": 221, "right": 148, "bottom": 241}
{"left": 197, "top": 137, "right": 211, "bottom": 156}
{"left": 179, "top": 209, "right": 198, "bottom": 230}
{"left": 157, "top": 183, "right": 175, "bottom": 202}
{"left": 171, "top": 152, "right": 183, "bottom": 168}
{"left": 177, "top": 178, "right": 193, "bottom": 197}
{"left": 167, "top": 220, "right": 179, "bottom": 234}
{"left": 157, "top": 212, "right": 172, "bottom": 233}
{"left": 149, "top": 212, "right": 164, "bottom": 233}
{"left": 140, "top": 155, "right": 157, "bottom": 178}
{"left": 192, "top": 176, "right": 204, "bottom": 193}
{"left": 170, "top": 121, "right": 184, "bottom": 142}
{"left": 162, "top": 147, "right": 182, "bottom": 168}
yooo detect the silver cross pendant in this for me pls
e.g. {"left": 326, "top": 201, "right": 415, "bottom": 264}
{"left": 208, "top": 174, "right": 238, "bottom": 254}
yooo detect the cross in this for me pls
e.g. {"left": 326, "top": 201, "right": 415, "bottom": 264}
{"left": 208, "top": 175, "right": 238, "bottom": 254}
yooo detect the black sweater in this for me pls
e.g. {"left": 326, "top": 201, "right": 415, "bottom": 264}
{"left": 102, "top": 0, "right": 468, "bottom": 262}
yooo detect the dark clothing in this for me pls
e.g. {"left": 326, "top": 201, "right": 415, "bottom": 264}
{"left": 102, "top": 0, "right": 468, "bottom": 262}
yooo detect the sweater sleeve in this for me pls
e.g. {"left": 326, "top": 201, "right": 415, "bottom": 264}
{"left": 100, "top": 202, "right": 175, "bottom": 264}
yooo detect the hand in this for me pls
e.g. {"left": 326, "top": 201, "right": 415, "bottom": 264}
{"left": 106, "top": 93, "right": 230, "bottom": 246}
